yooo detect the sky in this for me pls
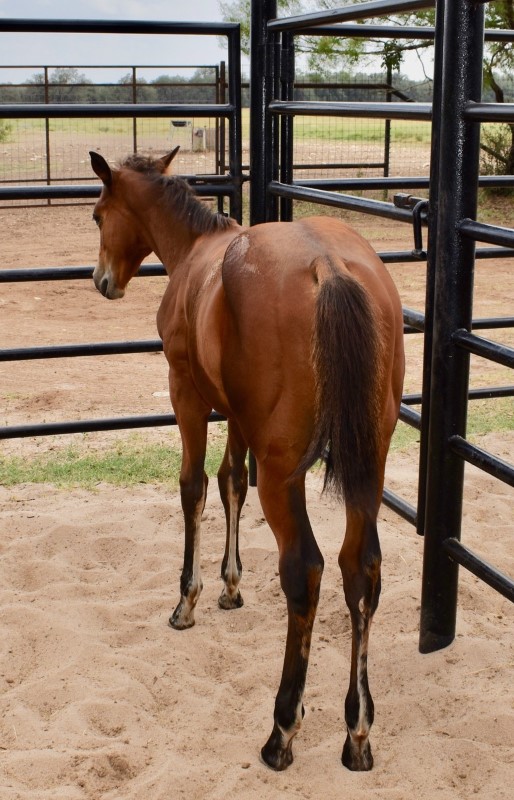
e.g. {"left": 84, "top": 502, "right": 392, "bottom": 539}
{"left": 0, "top": 0, "right": 430, "bottom": 85}
{"left": 0, "top": 1, "right": 237, "bottom": 82}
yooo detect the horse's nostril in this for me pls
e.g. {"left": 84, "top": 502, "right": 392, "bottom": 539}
{"left": 100, "top": 276, "right": 109, "bottom": 297}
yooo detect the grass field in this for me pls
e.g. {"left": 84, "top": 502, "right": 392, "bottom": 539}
{"left": 7, "top": 110, "right": 432, "bottom": 144}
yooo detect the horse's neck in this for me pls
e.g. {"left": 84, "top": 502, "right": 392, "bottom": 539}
{"left": 140, "top": 200, "right": 197, "bottom": 272}
{"left": 146, "top": 198, "right": 239, "bottom": 275}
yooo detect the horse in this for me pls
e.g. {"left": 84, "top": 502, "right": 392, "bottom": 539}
{"left": 89, "top": 148, "right": 405, "bottom": 773}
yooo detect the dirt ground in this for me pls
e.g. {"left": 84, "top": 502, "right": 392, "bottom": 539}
{"left": 0, "top": 199, "right": 513, "bottom": 799}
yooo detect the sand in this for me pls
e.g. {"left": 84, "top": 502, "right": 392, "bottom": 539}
{"left": 0, "top": 204, "right": 513, "bottom": 799}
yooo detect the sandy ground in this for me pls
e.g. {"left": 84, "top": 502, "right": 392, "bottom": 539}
{"left": 0, "top": 201, "right": 513, "bottom": 799}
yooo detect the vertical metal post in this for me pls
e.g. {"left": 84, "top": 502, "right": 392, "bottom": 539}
{"left": 219, "top": 61, "right": 227, "bottom": 178}
{"left": 215, "top": 62, "right": 225, "bottom": 214}
{"left": 227, "top": 29, "right": 243, "bottom": 223}
{"left": 383, "top": 64, "right": 392, "bottom": 178}
{"left": 132, "top": 67, "right": 137, "bottom": 153}
{"left": 248, "top": 0, "right": 278, "bottom": 487}
{"left": 419, "top": 0, "right": 485, "bottom": 653}
{"left": 280, "top": 31, "right": 295, "bottom": 221}
{"left": 44, "top": 66, "right": 51, "bottom": 205}
{"left": 249, "top": 0, "right": 278, "bottom": 226}
{"left": 416, "top": 0, "right": 446, "bottom": 537}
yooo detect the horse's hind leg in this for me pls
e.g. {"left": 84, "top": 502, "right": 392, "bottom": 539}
{"left": 169, "top": 399, "right": 211, "bottom": 631}
{"left": 217, "top": 419, "right": 248, "bottom": 609}
{"left": 339, "top": 504, "right": 382, "bottom": 771}
{"left": 257, "top": 463, "right": 324, "bottom": 771}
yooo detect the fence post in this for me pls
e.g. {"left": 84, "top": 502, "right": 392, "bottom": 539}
{"left": 419, "top": 0, "right": 485, "bottom": 653}
{"left": 383, "top": 64, "right": 391, "bottom": 179}
{"left": 416, "top": 0, "right": 446, "bottom": 537}
{"left": 279, "top": 30, "right": 294, "bottom": 221}
{"left": 44, "top": 66, "right": 51, "bottom": 204}
{"left": 250, "top": 0, "right": 278, "bottom": 226}
{"left": 132, "top": 67, "right": 137, "bottom": 153}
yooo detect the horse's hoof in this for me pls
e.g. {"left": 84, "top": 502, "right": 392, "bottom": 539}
{"left": 341, "top": 734, "right": 373, "bottom": 771}
{"left": 169, "top": 602, "right": 195, "bottom": 630}
{"left": 218, "top": 590, "right": 244, "bottom": 610}
{"left": 260, "top": 726, "right": 294, "bottom": 771}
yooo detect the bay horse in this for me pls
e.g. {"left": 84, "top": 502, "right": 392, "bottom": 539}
{"left": 89, "top": 148, "right": 404, "bottom": 772}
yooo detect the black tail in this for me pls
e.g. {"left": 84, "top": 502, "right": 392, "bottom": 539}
{"left": 297, "top": 261, "right": 381, "bottom": 507}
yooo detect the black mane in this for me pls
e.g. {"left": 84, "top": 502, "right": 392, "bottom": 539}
{"left": 120, "top": 154, "right": 234, "bottom": 235}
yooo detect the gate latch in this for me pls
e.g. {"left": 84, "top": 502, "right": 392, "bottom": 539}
{"left": 393, "top": 193, "right": 429, "bottom": 260}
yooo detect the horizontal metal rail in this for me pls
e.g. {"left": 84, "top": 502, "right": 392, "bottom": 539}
{"left": 403, "top": 307, "right": 425, "bottom": 331}
{"left": 267, "top": 0, "right": 435, "bottom": 32}
{"left": 453, "top": 329, "right": 514, "bottom": 369}
{"left": 0, "top": 340, "right": 163, "bottom": 362}
{"left": 297, "top": 176, "right": 514, "bottom": 191}
{"left": 295, "top": 24, "right": 514, "bottom": 43}
{"left": 443, "top": 538, "right": 514, "bottom": 602}
{"left": 0, "top": 19, "right": 238, "bottom": 36}
{"left": 299, "top": 23, "right": 437, "bottom": 39}
{"left": 399, "top": 403, "right": 422, "bottom": 430}
{"left": 0, "top": 264, "right": 165, "bottom": 282}
{"left": 382, "top": 488, "right": 417, "bottom": 525}
{"left": 460, "top": 218, "right": 514, "bottom": 249}
{"left": 269, "top": 99, "right": 431, "bottom": 120}
{"left": 449, "top": 435, "right": 514, "bottom": 488}
{"left": 402, "top": 310, "right": 514, "bottom": 335}
{"left": 1, "top": 103, "right": 234, "bottom": 119}
{"left": 404, "top": 386, "right": 514, "bottom": 404}
{"left": 0, "top": 175, "right": 239, "bottom": 202}
{"left": 472, "top": 317, "right": 514, "bottom": 330}
{"left": 269, "top": 180, "right": 417, "bottom": 221}
{"left": 464, "top": 101, "right": 514, "bottom": 123}
{"left": 0, "top": 411, "right": 226, "bottom": 440}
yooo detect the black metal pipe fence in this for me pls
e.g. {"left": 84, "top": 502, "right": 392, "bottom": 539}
{"left": 1, "top": 3, "right": 513, "bottom": 655}
{"left": 0, "top": 62, "right": 227, "bottom": 200}
{"left": 0, "top": 19, "right": 243, "bottom": 218}
{"left": 249, "top": 0, "right": 513, "bottom": 653}
{"left": 0, "top": 17, "right": 242, "bottom": 440}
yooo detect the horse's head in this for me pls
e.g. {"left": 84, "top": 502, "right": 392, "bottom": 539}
{"left": 89, "top": 147, "right": 179, "bottom": 299}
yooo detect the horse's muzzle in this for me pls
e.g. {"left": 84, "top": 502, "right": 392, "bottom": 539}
{"left": 93, "top": 266, "right": 125, "bottom": 300}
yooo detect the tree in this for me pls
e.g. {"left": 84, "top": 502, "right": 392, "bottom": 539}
{"left": 220, "top": 0, "right": 514, "bottom": 173}
{"left": 482, "top": 0, "right": 514, "bottom": 176}
{"left": 219, "top": 0, "right": 434, "bottom": 73}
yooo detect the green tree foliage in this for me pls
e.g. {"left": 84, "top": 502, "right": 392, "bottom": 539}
{"left": 220, "top": 0, "right": 514, "bottom": 172}
{"left": 219, "top": 0, "right": 435, "bottom": 72}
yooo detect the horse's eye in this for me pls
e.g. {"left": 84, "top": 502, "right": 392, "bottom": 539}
{"left": 92, "top": 213, "right": 101, "bottom": 227}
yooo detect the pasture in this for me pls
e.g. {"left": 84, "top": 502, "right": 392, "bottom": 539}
{"left": 0, "top": 177, "right": 512, "bottom": 798}
{"left": 0, "top": 110, "right": 434, "bottom": 189}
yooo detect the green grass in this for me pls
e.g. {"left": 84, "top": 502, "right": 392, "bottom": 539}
{"left": 391, "top": 396, "right": 514, "bottom": 452}
{"left": 0, "top": 435, "right": 227, "bottom": 489}
{"left": 1, "top": 398, "right": 511, "bottom": 489}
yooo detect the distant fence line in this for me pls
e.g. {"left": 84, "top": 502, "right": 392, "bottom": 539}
{"left": 0, "top": 63, "right": 433, "bottom": 200}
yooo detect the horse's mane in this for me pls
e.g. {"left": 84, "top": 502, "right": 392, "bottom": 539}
{"left": 120, "top": 154, "right": 233, "bottom": 235}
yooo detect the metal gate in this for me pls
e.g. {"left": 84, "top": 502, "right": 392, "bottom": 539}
{"left": 249, "top": 0, "right": 514, "bottom": 652}
{"left": 1, "top": 2, "right": 512, "bottom": 654}
{"left": 0, "top": 17, "right": 242, "bottom": 437}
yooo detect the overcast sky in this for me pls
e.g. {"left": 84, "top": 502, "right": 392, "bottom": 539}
{"left": 0, "top": 1, "right": 430, "bottom": 84}
{"left": 0, "top": 1, "right": 237, "bottom": 82}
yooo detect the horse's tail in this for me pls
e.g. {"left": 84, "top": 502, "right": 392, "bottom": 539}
{"left": 297, "top": 257, "right": 382, "bottom": 508}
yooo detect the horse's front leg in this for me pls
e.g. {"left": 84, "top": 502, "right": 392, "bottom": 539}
{"left": 169, "top": 393, "right": 211, "bottom": 631}
{"left": 339, "top": 506, "right": 382, "bottom": 771}
{"left": 257, "top": 465, "right": 324, "bottom": 771}
{"left": 217, "top": 419, "right": 248, "bottom": 610}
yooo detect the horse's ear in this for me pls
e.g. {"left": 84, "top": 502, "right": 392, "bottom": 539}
{"left": 90, "top": 151, "right": 112, "bottom": 188}
{"left": 157, "top": 146, "right": 180, "bottom": 175}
